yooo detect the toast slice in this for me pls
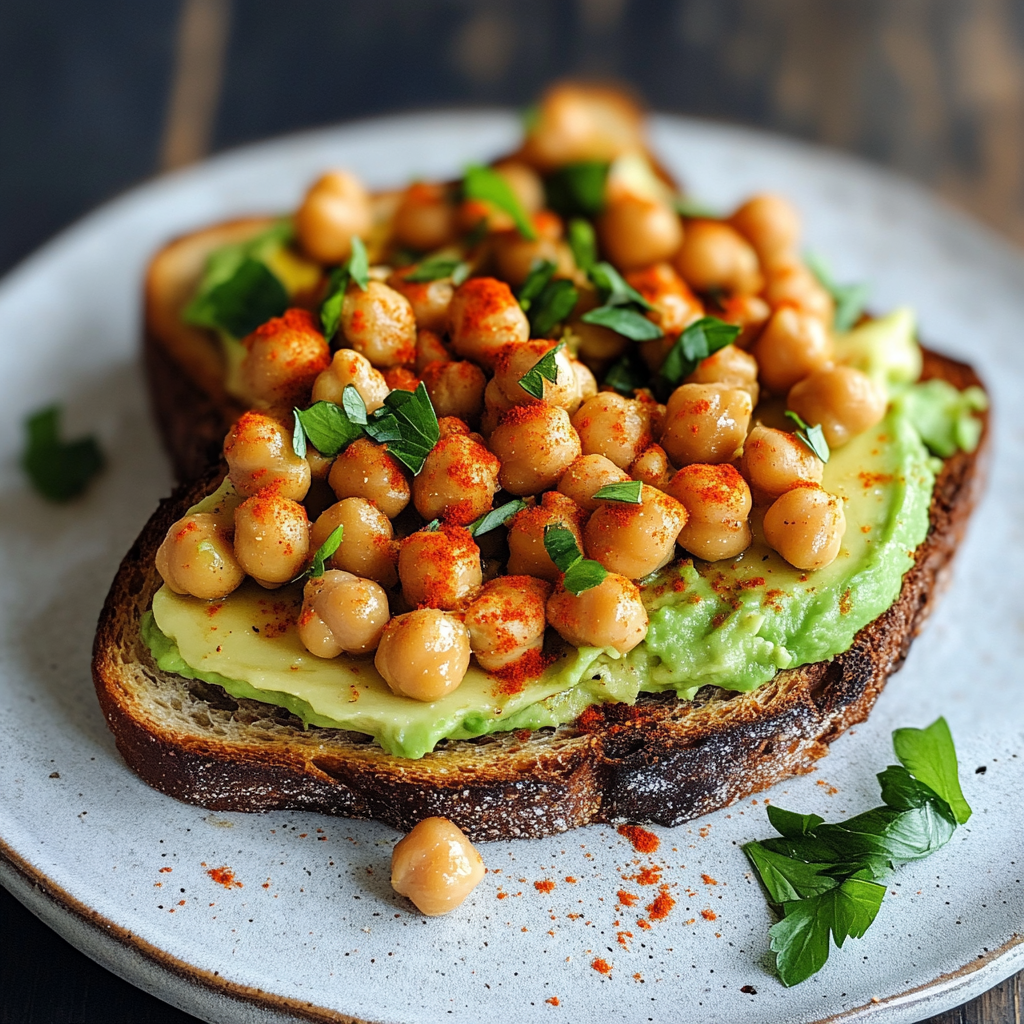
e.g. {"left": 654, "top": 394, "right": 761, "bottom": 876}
{"left": 92, "top": 349, "right": 987, "bottom": 842}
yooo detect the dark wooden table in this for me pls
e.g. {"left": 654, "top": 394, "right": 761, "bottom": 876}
{"left": 1, "top": 882, "right": 1018, "bottom": 1022}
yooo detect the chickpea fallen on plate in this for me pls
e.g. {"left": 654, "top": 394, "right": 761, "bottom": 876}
{"left": 391, "top": 817, "right": 486, "bottom": 916}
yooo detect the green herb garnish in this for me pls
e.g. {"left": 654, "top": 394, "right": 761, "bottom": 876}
{"left": 805, "top": 252, "right": 870, "bottom": 333}
{"left": 463, "top": 164, "right": 536, "bottom": 240}
{"left": 517, "top": 260, "right": 557, "bottom": 311}
{"left": 518, "top": 341, "right": 566, "bottom": 400}
{"left": 674, "top": 196, "right": 721, "bottom": 219}
{"left": 310, "top": 525, "right": 344, "bottom": 579}
{"left": 581, "top": 261, "right": 662, "bottom": 342}
{"left": 602, "top": 350, "right": 650, "bottom": 395}
{"left": 320, "top": 237, "right": 370, "bottom": 342}
{"left": 363, "top": 382, "right": 440, "bottom": 474}
{"left": 592, "top": 480, "right": 643, "bottom": 504}
{"left": 568, "top": 218, "right": 597, "bottom": 272}
{"left": 517, "top": 259, "right": 578, "bottom": 337}
{"left": 544, "top": 161, "right": 609, "bottom": 218}
{"left": 22, "top": 405, "right": 105, "bottom": 502}
{"left": 468, "top": 499, "right": 527, "bottom": 537}
{"left": 588, "top": 262, "right": 653, "bottom": 310}
{"left": 745, "top": 717, "right": 971, "bottom": 987}
{"left": 293, "top": 401, "right": 365, "bottom": 458}
{"left": 404, "top": 256, "right": 471, "bottom": 285}
{"left": 659, "top": 316, "right": 741, "bottom": 387}
{"left": 185, "top": 258, "right": 288, "bottom": 339}
{"left": 543, "top": 524, "right": 608, "bottom": 595}
{"left": 785, "top": 410, "right": 831, "bottom": 464}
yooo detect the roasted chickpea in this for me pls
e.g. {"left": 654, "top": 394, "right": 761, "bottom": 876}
{"left": 787, "top": 365, "right": 887, "bottom": 448}
{"left": 489, "top": 403, "right": 582, "bottom": 495}
{"left": 156, "top": 513, "right": 244, "bottom": 600}
{"left": 729, "top": 193, "right": 801, "bottom": 266}
{"left": 340, "top": 281, "right": 417, "bottom": 368}
{"left": 494, "top": 160, "right": 545, "bottom": 213}
{"left": 546, "top": 573, "right": 648, "bottom": 654}
{"left": 493, "top": 339, "right": 578, "bottom": 410}
{"left": 464, "top": 575, "right": 551, "bottom": 672}
{"left": 667, "top": 463, "right": 752, "bottom": 561}
{"left": 391, "top": 817, "right": 485, "bottom": 916}
{"left": 629, "top": 444, "right": 674, "bottom": 490}
{"left": 674, "top": 220, "right": 763, "bottom": 296}
{"left": 223, "top": 411, "right": 311, "bottom": 501}
{"left": 741, "top": 424, "right": 824, "bottom": 499}
{"left": 763, "top": 485, "right": 846, "bottom": 570}
{"left": 375, "top": 610, "right": 472, "bottom": 701}
{"left": 387, "top": 266, "right": 455, "bottom": 334}
{"left": 233, "top": 490, "right": 309, "bottom": 587}
{"left": 295, "top": 170, "right": 371, "bottom": 264}
{"left": 507, "top": 491, "right": 586, "bottom": 582}
{"left": 311, "top": 348, "right": 389, "bottom": 413}
{"left": 625, "top": 262, "right": 704, "bottom": 338}
{"left": 584, "top": 485, "right": 687, "bottom": 579}
{"left": 492, "top": 221, "right": 574, "bottom": 287}
{"left": 415, "top": 328, "right": 451, "bottom": 372}
{"left": 328, "top": 438, "right": 411, "bottom": 519}
{"left": 412, "top": 433, "right": 500, "bottom": 525}
{"left": 391, "top": 182, "right": 458, "bottom": 252}
{"left": 660, "top": 383, "right": 752, "bottom": 467}
{"left": 437, "top": 415, "right": 471, "bottom": 439}
{"left": 557, "top": 454, "right": 630, "bottom": 512}
{"left": 571, "top": 360, "right": 598, "bottom": 406}
{"left": 297, "top": 570, "right": 391, "bottom": 657}
{"left": 684, "top": 343, "right": 760, "bottom": 406}
{"left": 719, "top": 293, "right": 771, "bottom": 348}
{"left": 421, "top": 360, "right": 487, "bottom": 424}
{"left": 383, "top": 366, "right": 420, "bottom": 392}
{"left": 310, "top": 498, "right": 397, "bottom": 587}
{"left": 762, "top": 259, "right": 834, "bottom": 323}
{"left": 569, "top": 286, "right": 629, "bottom": 363}
{"left": 753, "top": 306, "right": 834, "bottom": 395}
{"left": 239, "top": 309, "right": 330, "bottom": 410}
{"left": 398, "top": 526, "right": 482, "bottom": 610}
{"left": 598, "top": 196, "right": 683, "bottom": 271}
{"left": 448, "top": 277, "right": 530, "bottom": 368}
{"left": 571, "top": 392, "right": 652, "bottom": 470}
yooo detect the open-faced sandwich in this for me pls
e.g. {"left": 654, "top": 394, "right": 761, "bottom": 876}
{"left": 93, "top": 83, "right": 988, "bottom": 842}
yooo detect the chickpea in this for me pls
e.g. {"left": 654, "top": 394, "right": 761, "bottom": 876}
{"left": 448, "top": 277, "right": 530, "bottom": 368}
{"left": 684, "top": 343, "right": 760, "bottom": 406}
{"left": 493, "top": 340, "right": 578, "bottom": 410}
{"left": 437, "top": 415, "right": 471, "bottom": 439}
{"left": 391, "top": 817, "right": 485, "bottom": 916}
{"left": 629, "top": 444, "right": 674, "bottom": 490}
{"left": 572, "top": 360, "right": 598, "bottom": 407}
{"left": 391, "top": 182, "right": 458, "bottom": 252}
{"left": 546, "top": 573, "right": 648, "bottom": 654}
{"left": 310, "top": 498, "right": 397, "bottom": 587}
{"left": 489, "top": 403, "right": 582, "bottom": 495}
{"left": 719, "top": 293, "right": 771, "bottom": 348}
{"left": 311, "top": 348, "right": 389, "bottom": 413}
{"left": 752, "top": 306, "right": 834, "bottom": 395}
{"left": 674, "top": 219, "right": 763, "bottom": 296}
{"left": 239, "top": 309, "right": 330, "bottom": 410}
{"left": 762, "top": 259, "right": 834, "bottom": 323}
{"left": 584, "top": 485, "right": 687, "bottom": 579}
{"left": 666, "top": 463, "right": 752, "bottom": 561}
{"left": 340, "top": 281, "right": 417, "bottom": 368}
{"left": 464, "top": 575, "right": 551, "bottom": 672}
{"left": 421, "top": 360, "right": 487, "bottom": 424}
{"left": 787, "top": 365, "right": 887, "bottom": 448}
{"left": 625, "top": 262, "right": 704, "bottom": 338}
{"left": 414, "top": 328, "right": 451, "bottom": 372}
{"left": 412, "top": 433, "right": 500, "bottom": 525}
{"left": 328, "top": 438, "right": 411, "bottom": 519}
{"left": 763, "top": 485, "right": 846, "bottom": 571}
{"left": 398, "top": 526, "right": 482, "bottom": 610}
{"left": 520, "top": 83, "right": 644, "bottom": 170}
{"left": 297, "top": 570, "right": 391, "bottom": 657}
{"left": 571, "top": 392, "right": 652, "bottom": 470}
{"left": 156, "top": 513, "right": 244, "bottom": 600}
{"left": 387, "top": 266, "right": 454, "bottom": 335}
{"left": 660, "top": 383, "right": 752, "bottom": 468}
{"left": 493, "top": 214, "right": 574, "bottom": 287}
{"left": 295, "top": 170, "right": 372, "bottom": 265}
{"left": 223, "top": 411, "right": 311, "bottom": 501}
{"left": 569, "top": 286, "right": 629, "bottom": 363}
{"left": 233, "top": 490, "right": 309, "bottom": 587}
{"left": 741, "top": 424, "right": 824, "bottom": 500}
{"left": 729, "top": 193, "right": 801, "bottom": 267}
{"left": 493, "top": 160, "right": 545, "bottom": 214}
{"left": 557, "top": 454, "right": 630, "bottom": 512}
{"left": 383, "top": 366, "right": 419, "bottom": 392}
{"left": 507, "top": 492, "right": 586, "bottom": 582}
{"left": 598, "top": 196, "right": 683, "bottom": 271}
{"left": 375, "top": 610, "right": 472, "bottom": 701}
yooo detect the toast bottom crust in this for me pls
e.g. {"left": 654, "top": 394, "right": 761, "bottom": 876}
{"left": 94, "top": 350, "right": 987, "bottom": 842}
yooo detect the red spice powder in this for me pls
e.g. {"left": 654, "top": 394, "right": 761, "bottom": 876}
{"left": 617, "top": 889, "right": 638, "bottom": 907}
{"left": 158, "top": 867, "right": 173, "bottom": 873}
{"left": 701, "top": 908, "right": 717, "bottom": 922}
{"left": 207, "top": 866, "right": 243, "bottom": 889}
{"left": 493, "top": 648, "right": 557, "bottom": 696}
{"left": 617, "top": 824, "right": 660, "bottom": 854}
{"left": 636, "top": 918, "right": 651, "bottom": 930}
{"left": 616, "top": 930, "right": 633, "bottom": 948}
{"left": 701, "top": 874, "right": 718, "bottom": 886}
{"left": 646, "top": 885, "right": 675, "bottom": 922}
{"left": 564, "top": 876, "right": 577, "bottom": 884}
{"left": 591, "top": 958, "right": 612, "bottom": 976}
{"left": 630, "top": 866, "right": 662, "bottom": 886}
{"left": 534, "top": 880, "right": 555, "bottom": 894}
{"left": 545, "top": 997, "right": 560, "bottom": 1006}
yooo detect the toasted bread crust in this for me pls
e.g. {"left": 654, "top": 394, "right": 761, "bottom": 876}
{"left": 93, "top": 349, "right": 987, "bottom": 841}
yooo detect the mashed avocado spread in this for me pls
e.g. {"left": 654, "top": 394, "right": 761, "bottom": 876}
{"left": 145, "top": 311, "right": 982, "bottom": 758}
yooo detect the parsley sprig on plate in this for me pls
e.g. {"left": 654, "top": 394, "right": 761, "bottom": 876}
{"left": 745, "top": 717, "right": 971, "bottom": 987}
{"left": 22, "top": 405, "right": 105, "bottom": 502}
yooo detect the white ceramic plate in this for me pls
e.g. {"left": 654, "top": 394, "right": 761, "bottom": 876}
{"left": 0, "top": 112, "right": 1022, "bottom": 1024}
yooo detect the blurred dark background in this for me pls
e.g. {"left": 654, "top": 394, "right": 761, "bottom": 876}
{"left": 2, "top": 1, "right": 1023, "bottom": 1021}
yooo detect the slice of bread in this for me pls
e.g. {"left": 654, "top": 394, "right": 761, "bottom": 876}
{"left": 93, "top": 349, "right": 987, "bottom": 842}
